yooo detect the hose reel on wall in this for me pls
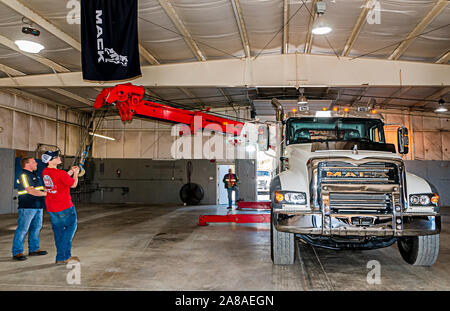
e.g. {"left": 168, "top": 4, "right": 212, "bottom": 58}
{"left": 179, "top": 161, "right": 204, "bottom": 205}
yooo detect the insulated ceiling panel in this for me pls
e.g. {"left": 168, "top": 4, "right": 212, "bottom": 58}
{"left": 239, "top": 0, "right": 284, "bottom": 56}
{"left": 349, "top": 0, "right": 437, "bottom": 59}
{"left": 310, "top": 0, "right": 366, "bottom": 56}
{"left": 400, "top": 5, "right": 450, "bottom": 62}
{"left": 169, "top": 0, "right": 245, "bottom": 59}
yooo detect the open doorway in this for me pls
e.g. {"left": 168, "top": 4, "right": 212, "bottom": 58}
{"left": 217, "top": 164, "right": 235, "bottom": 205}
{"left": 256, "top": 149, "right": 275, "bottom": 201}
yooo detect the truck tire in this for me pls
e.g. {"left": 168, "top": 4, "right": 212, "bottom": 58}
{"left": 271, "top": 211, "right": 295, "bottom": 265}
{"left": 397, "top": 234, "right": 439, "bottom": 266}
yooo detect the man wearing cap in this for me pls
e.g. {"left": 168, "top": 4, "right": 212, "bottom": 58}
{"left": 42, "top": 150, "right": 80, "bottom": 264}
{"left": 12, "top": 157, "right": 48, "bottom": 261}
{"left": 222, "top": 168, "right": 240, "bottom": 209}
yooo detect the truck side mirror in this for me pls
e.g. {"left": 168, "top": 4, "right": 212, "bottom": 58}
{"left": 397, "top": 126, "right": 409, "bottom": 155}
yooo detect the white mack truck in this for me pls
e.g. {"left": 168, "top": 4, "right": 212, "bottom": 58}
{"left": 267, "top": 100, "right": 441, "bottom": 267}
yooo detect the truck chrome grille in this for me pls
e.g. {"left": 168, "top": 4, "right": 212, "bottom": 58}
{"left": 315, "top": 161, "right": 401, "bottom": 214}
{"left": 329, "top": 192, "right": 392, "bottom": 213}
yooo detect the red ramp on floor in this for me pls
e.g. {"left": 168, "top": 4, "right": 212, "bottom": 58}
{"left": 198, "top": 213, "right": 270, "bottom": 226}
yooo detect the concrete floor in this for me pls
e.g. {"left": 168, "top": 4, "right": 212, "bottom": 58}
{"left": 0, "top": 204, "right": 449, "bottom": 291}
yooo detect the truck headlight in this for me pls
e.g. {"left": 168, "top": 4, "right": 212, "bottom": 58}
{"left": 409, "top": 193, "right": 438, "bottom": 207}
{"left": 275, "top": 191, "right": 306, "bottom": 205}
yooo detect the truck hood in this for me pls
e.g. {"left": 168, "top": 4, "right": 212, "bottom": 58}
{"left": 286, "top": 143, "right": 402, "bottom": 164}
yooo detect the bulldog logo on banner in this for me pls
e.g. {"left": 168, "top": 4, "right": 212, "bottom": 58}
{"left": 81, "top": 0, "right": 141, "bottom": 82}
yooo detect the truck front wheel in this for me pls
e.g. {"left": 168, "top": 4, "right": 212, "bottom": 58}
{"left": 271, "top": 212, "right": 295, "bottom": 265}
{"left": 397, "top": 234, "right": 439, "bottom": 266}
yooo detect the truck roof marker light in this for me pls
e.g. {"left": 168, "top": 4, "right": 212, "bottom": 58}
{"left": 344, "top": 108, "right": 349, "bottom": 112}
{"left": 371, "top": 109, "right": 377, "bottom": 114}
{"left": 333, "top": 107, "right": 338, "bottom": 112}
{"left": 322, "top": 107, "right": 327, "bottom": 111}
{"left": 292, "top": 108, "right": 297, "bottom": 113}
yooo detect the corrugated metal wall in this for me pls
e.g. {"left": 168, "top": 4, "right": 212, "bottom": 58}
{"left": 92, "top": 108, "right": 253, "bottom": 160}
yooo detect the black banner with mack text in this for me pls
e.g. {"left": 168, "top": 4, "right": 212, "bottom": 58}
{"left": 81, "top": 0, "right": 141, "bottom": 81}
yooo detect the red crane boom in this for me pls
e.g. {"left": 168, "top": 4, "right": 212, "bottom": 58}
{"left": 94, "top": 83, "right": 244, "bottom": 136}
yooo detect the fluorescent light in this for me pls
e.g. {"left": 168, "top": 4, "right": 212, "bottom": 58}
{"left": 14, "top": 40, "right": 44, "bottom": 53}
{"left": 89, "top": 132, "right": 116, "bottom": 141}
{"left": 312, "top": 26, "right": 332, "bottom": 35}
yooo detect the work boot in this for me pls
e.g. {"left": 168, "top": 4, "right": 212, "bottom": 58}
{"left": 12, "top": 253, "right": 27, "bottom": 261}
{"left": 64, "top": 256, "right": 80, "bottom": 264}
{"left": 29, "top": 250, "right": 48, "bottom": 256}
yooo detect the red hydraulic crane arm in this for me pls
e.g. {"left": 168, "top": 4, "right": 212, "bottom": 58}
{"left": 94, "top": 83, "right": 244, "bottom": 136}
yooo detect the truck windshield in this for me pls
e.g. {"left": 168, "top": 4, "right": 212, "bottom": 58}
{"left": 286, "top": 117, "right": 386, "bottom": 145}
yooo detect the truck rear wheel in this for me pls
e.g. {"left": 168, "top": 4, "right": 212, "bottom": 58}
{"left": 397, "top": 234, "right": 439, "bottom": 266}
{"left": 271, "top": 212, "right": 295, "bottom": 265}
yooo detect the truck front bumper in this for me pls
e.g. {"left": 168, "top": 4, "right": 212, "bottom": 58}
{"left": 274, "top": 211, "right": 441, "bottom": 237}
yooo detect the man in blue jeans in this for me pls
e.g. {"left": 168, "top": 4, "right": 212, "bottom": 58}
{"left": 223, "top": 168, "right": 240, "bottom": 209}
{"left": 12, "top": 157, "right": 48, "bottom": 261}
{"left": 42, "top": 150, "right": 80, "bottom": 264}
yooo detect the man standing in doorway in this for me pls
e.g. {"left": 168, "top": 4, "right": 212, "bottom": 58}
{"left": 42, "top": 150, "right": 80, "bottom": 265}
{"left": 12, "top": 157, "right": 48, "bottom": 261}
{"left": 223, "top": 168, "right": 239, "bottom": 209}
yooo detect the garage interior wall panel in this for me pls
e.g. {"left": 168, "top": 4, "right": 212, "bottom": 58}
{"left": 383, "top": 113, "right": 450, "bottom": 161}
{"left": 0, "top": 91, "right": 84, "bottom": 155}
{"left": 0, "top": 107, "right": 13, "bottom": 148}
{"left": 0, "top": 148, "right": 15, "bottom": 214}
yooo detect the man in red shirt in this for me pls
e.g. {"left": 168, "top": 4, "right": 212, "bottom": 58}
{"left": 42, "top": 150, "right": 80, "bottom": 264}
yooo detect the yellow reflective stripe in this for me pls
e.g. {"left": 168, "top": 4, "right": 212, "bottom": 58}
{"left": 34, "top": 186, "right": 44, "bottom": 190}
{"left": 21, "top": 174, "right": 30, "bottom": 188}
{"left": 18, "top": 190, "right": 28, "bottom": 195}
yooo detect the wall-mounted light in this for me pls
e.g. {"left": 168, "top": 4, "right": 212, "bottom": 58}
{"left": 435, "top": 99, "right": 447, "bottom": 113}
{"left": 89, "top": 132, "right": 116, "bottom": 141}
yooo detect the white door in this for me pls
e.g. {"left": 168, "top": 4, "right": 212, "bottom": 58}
{"left": 217, "top": 164, "right": 234, "bottom": 205}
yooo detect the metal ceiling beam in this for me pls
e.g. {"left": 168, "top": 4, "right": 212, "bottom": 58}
{"left": 0, "top": 63, "right": 26, "bottom": 77}
{"left": 48, "top": 88, "right": 92, "bottom": 106}
{"left": 1, "top": 0, "right": 159, "bottom": 66}
{"left": 436, "top": 50, "right": 450, "bottom": 64}
{"left": 304, "top": 0, "right": 318, "bottom": 54}
{"left": 231, "top": 0, "right": 251, "bottom": 58}
{"left": 158, "top": 0, "right": 206, "bottom": 61}
{"left": 380, "top": 86, "right": 413, "bottom": 107}
{"left": 282, "top": 0, "right": 289, "bottom": 54}
{"left": 0, "top": 54, "right": 448, "bottom": 88}
{"left": 411, "top": 86, "right": 450, "bottom": 108}
{"left": 2, "top": 87, "right": 71, "bottom": 110}
{"left": 388, "top": 0, "right": 448, "bottom": 60}
{"left": 179, "top": 88, "right": 204, "bottom": 109}
{"left": 0, "top": 62, "right": 92, "bottom": 108}
{"left": 218, "top": 87, "right": 238, "bottom": 113}
{"left": 0, "top": 34, "right": 69, "bottom": 73}
{"left": 341, "top": 0, "right": 371, "bottom": 57}
{"left": 138, "top": 44, "right": 160, "bottom": 65}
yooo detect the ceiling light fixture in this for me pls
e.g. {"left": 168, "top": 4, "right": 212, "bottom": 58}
{"left": 312, "top": 1, "right": 332, "bottom": 35}
{"left": 435, "top": 99, "right": 447, "bottom": 113}
{"left": 297, "top": 88, "right": 308, "bottom": 105}
{"left": 14, "top": 40, "right": 44, "bottom": 53}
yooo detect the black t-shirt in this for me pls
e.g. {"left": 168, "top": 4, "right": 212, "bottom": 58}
{"left": 17, "top": 169, "right": 46, "bottom": 209}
